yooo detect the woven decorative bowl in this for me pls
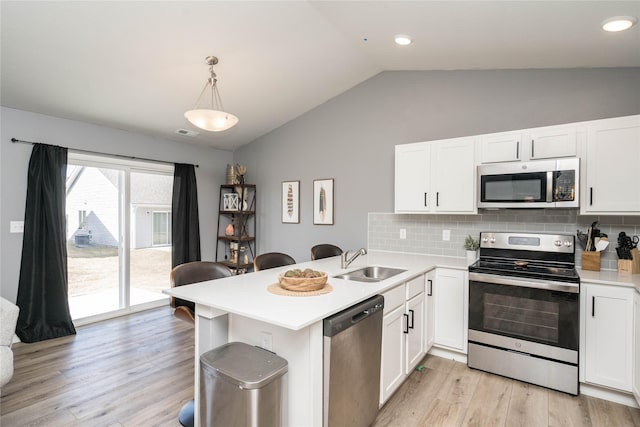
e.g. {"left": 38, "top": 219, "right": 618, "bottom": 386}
{"left": 278, "top": 272, "right": 328, "bottom": 292}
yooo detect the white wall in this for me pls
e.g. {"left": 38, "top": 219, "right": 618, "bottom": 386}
{"left": 0, "top": 107, "right": 233, "bottom": 302}
{"left": 233, "top": 68, "right": 640, "bottom": 263}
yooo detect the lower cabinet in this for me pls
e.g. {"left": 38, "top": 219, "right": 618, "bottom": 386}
{"left": 425, "top": 270, "right": 435, "bottom": 353}
{"left": 634, "top": 291, "right": 640, "bottom": 406}
{"left": 380, "top": 275, "right": 426, "bottom": 405}
{"left": 582, "top": 282, "right": 634, "bottom": 392}
{"left": 433, "top": 268, "right": 468, "bottom": 353}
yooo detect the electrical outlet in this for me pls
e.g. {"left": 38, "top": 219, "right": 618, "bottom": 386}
{"left": 260, "top": 331, "right": 273, "bottom": 351}
{"left": 442, "top": 229, "right": 451, "bottom": 241}
{"left": 399, "top": 228, "right": 407, "bottom": 239}
{"left": 10, "top": 221, "right": 24, "bottom": 233}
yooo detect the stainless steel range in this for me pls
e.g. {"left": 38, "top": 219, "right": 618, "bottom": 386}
{"left": 467, "top": 232, "right": 580, "bottom": 395}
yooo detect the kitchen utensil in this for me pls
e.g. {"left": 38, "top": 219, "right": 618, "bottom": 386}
{"left": 576, "top": 230, "right": 588, "bottom": 250}
{"left": 595, "top": 240, "right": 609, "bottom": 252}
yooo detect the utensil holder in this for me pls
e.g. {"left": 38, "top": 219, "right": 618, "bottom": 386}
{"left": 581, "top": 251, "right": 601, "bottom": 271}
{"left": 618, "top": 248, "right": 640, "bottom": 274}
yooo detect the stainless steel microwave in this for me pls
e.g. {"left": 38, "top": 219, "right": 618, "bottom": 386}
{"left": 478, "top": 158, "right": 579, "bottom": 208}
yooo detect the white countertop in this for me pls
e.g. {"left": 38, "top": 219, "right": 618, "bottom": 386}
{"left": 577, "top": 268, "right": 640, "bottom": 293}
{"left": 163, "top": 251, "right": 468, "bottom": 331}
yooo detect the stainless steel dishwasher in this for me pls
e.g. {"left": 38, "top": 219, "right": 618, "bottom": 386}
{"left": 323, "top": 294, "right": 384, "bottom": 427}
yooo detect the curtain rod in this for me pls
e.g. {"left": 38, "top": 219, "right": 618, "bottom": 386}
{"left": 10, "top": 138, "right": 199, "bottom": 168}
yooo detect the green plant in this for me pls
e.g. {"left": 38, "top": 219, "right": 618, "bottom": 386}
{"left": 464, "top": 235, "right": 479, "bottom": 251}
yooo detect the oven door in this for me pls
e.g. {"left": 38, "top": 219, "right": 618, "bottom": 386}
{"left": 469, "top": 272, "right": 579, "bottom": 361}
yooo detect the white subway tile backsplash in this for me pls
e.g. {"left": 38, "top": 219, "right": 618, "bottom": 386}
{"left": 368, "top": 210, "right": 639, "bottom": 268}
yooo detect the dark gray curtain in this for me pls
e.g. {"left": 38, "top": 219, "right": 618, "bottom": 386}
{"left": 16, "top": 143, "right": 76, "bottom": 343}
{"left": 172, "top": 163, "right": 201, "bottom": 267}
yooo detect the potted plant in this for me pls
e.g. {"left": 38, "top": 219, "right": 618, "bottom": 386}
{"left": 464, "top": 235, "right": 480, "bottom": 264}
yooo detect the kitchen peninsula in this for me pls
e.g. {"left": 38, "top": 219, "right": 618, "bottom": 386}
{"left": 164, "top": 251, "right": 468, "bottom": 427}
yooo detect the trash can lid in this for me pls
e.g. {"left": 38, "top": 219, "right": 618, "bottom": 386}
{"left": 200, "top": 342, "right": 288, "bottom": 389}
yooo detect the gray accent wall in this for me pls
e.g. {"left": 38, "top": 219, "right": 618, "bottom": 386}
{"left": 0, "top": 107, "right": 233, "bottom": 302}
{"left": 233, "top": 68, "right": 640, "bottom": 263}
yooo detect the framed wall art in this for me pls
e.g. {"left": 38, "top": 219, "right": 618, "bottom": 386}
{"left": 223, "top": 193, "right": 239, "bottom": 211}
{"left": 282, "top": 181, "right": 300, "bottom": 223}
{"left": 313, "top": 178, "right": 334, "bottom": 225}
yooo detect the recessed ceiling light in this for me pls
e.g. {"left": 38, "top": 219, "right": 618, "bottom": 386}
{"left": 394, "top": 34, "right": 412, "bottom": 46}
{"left": 601, "top": 16, "right": 637, "bottom": 32}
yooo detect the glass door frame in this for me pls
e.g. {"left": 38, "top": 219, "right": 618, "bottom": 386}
{"left": 68, "top": 152, "right": 173, "bottom": 324}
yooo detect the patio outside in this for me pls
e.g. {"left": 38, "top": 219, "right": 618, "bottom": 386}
{"left": 67, "top": 243, "right": 171, "bottom": 319}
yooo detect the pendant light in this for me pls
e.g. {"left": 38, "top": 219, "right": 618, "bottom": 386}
{"left": 184, "top": 56, "right": 239, "bottom": 132}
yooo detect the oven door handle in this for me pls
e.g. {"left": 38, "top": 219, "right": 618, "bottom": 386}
{"left": 469, "top": 272, "right": 579, "bottom": 293}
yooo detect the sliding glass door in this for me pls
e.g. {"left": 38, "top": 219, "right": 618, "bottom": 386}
{"left": 66, "top": 154, "right": 173, "bottom": 322}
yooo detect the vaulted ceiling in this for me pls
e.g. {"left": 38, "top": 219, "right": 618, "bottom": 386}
{"left": 2, "top": 1, "right": 639, "bottom": 151}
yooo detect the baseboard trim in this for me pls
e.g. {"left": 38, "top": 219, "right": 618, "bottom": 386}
{"left": 428, "top": 346, "right": 467, "bottom": 363}
{"left": 580, "top": 383, "right": 639, "bottom": 409}
{"left": 72, "top": 299, "right": 168, "bottom": 327}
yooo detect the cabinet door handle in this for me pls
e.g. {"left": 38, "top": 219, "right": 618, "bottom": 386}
{"left": 403, "top": 313, "right": 409, "bottom": 334}
{"left": 436, "top": 192, "right": 439, "bottom": 207}
{"left": 408, "top": 309, "right": 415, "bottom": 329}
{"left": 590, "top": 187, "right": 593, "bottom": 206}
{"left": 424, "top": 192, "right": 428, "bottom": 207}
{"left": 531, "top": 139, "right": 535, "bottom": 158}
{"left": 516, "top": 141, "right": 520, "bottom": 160}
{"left": 427, "top": 279, "right": 433, "bottom": 296}
{"left": 592, "top": 296, "right": 595, "bottom": 317}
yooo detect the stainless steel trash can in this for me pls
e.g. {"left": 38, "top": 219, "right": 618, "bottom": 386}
{"left": 200, "top": 342, "right": 288, "bottom": 427}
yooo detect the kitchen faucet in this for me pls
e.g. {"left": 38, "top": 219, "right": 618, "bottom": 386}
{"left": 341, "top": 248, "right": 367, "bottom": 269}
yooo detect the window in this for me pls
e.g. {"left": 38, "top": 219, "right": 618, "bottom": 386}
{"left": 78, "top": 210, "right": 87, "bottom": 229}
{"left": 152, "top": 211, "right": 171, "bottom": 246}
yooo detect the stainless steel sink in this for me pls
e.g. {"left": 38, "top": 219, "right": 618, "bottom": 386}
{"left": 334, "top": 266, "right": 407, "bottom": 283}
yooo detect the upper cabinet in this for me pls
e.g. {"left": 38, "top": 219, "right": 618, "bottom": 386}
{"left": 396, "top": 114, "right": 638, "bottom": 216}
{"left": 479, "top": 125, "right": 576, "bottom": 164}
{"left": 395, "top": 137, "right": 476, "bottom": 214}
{"left": 529, "top": 125, "right": 577, "bottom": 160}
{"left": 581, "top": 115, "right": 640, "bottom": 215}
{"left": 479, "top": 132, "right": 523, "bottom": 163}
{"left": 395, "top": 142, "right": 431, "bottom": 212}
{"left": 432, "top": 137, "right": 476, "bottom": 213}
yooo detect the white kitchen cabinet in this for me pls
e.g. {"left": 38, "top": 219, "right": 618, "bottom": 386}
{"left": 405, "top": 292, "right": 425, "bottom": 373}
{"left": 634, "top": 291, "right": 640, "bottom": 406}
{"left": 433, "top": 268, "right": 468, "bottom": 353}
{"left": 424, "top": 270, "right": 435, "bottom": 352}
{"left": 583, "top": 282, "right": 634, "bottom": 392}
{"left": 395, "top": 137, "right": 476, "bottom": 214}
{"left": 380, "top": 275, "right": 426, "bottom": 405}
{"left": 479, "top": 131, "right": 523, "bottom": 163}
{"left": 395, "top": 142, "right": 430, "bottom": 212}
{"left": 479, "top": 125, "right": 576, "bottom": 164}
{"left": 528, "top": 125, "right": 577, "bottom": 160}
{"left": 380, "top": 303, "right": 405, "bottom": 404}
{"left": 432, "top": 137, "right": 476, "bottom": 213}
{"left": 582, "top": 115, "right": 640, "bottom": 214}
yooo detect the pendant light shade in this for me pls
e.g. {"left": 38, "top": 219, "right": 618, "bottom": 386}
{"left": 184, "top": 56, "right": 238, "bottom": 132}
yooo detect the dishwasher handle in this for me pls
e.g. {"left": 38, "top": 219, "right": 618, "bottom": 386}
{"left": 323, "top": 295, "right": 384, "bottom": 337}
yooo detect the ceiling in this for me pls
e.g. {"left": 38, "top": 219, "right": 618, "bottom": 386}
{"left": 2, "top": 1, "right": 639, "bottom": 151}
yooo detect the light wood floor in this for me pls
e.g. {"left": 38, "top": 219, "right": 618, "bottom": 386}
{"left": 2, "top": 307, "right": 639, "bottom": 427}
